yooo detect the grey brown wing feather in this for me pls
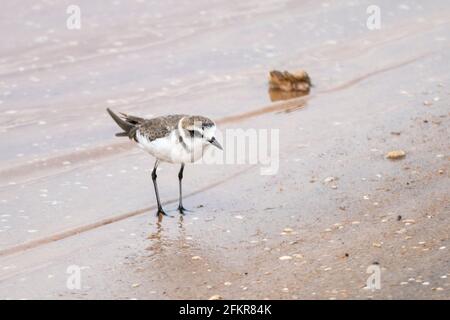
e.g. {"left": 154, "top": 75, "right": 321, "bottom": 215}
{"left": 137, "top": 114, "right": 186, "bottom": 142}
{"left": 108, "top": 109, "right": 187, "bottom": 142}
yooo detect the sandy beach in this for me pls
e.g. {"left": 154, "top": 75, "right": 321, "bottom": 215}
{"left": 0, "top": 0, "right": 449, "bottom": 299}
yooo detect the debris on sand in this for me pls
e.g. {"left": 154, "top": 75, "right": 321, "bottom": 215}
{"left": 191, "top": 256, "right": 202, "bottom": 260}
{"left": 281, "top": 227, "right": 297, "bottom": 235}
{"left": 386, "top": 150, "right": 406, "bottom": 160}
{"left": 323, "top": 176, "right": 337, "bottom": 183}
{"left": 372, "top": 242, "right": 382, "bottom": 248}
{"left": 268, "top": 70, "right": 312, "bottom": 93}
{"left": 209, "top": 295, "right": 223, "bottom": 300}
{"left": 403, "top": 219, "right": 415, "bottom": 225}
{"left": 279, "top": 255, "right": 293, "bottom": 261}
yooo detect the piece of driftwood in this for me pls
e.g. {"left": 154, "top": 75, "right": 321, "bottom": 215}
{"left": 268, "top": 70, "right": 312, "bottom": 93}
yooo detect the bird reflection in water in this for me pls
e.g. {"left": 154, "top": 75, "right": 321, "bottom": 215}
{"left": 145, "top": 213, "right": 190, "bottom": 256}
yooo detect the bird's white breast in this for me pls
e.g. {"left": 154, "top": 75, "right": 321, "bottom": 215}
{"left": 136, "top": 130, "right": 205, "bottom": 164}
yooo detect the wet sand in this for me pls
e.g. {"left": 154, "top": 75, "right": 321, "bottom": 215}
{"left": 0, "top": 0, "right": 449, "bottom": 299}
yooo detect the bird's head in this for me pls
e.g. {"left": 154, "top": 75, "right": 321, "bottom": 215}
{"left": 179, "top": 116, "right": 223, "bottom": 151}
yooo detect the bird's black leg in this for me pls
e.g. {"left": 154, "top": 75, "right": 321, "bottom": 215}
{"left": 177, "top": 163, "right": 190, "bottom": 214}
{"left": 152, "top": 160, "right": 170, "bottom": 217}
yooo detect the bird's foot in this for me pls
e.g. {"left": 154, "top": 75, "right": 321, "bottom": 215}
{"left": 156, "top": 208, "right": 173, "bottom": 218}
{"left": 178, "top": 206, "right": 192, "bottom": 215}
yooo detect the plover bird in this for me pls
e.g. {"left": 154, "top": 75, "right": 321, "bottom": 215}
{"left": 106, "top": 108, "right": 222, "bottom": 217}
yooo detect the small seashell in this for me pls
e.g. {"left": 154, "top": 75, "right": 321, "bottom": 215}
{"left": 386, "top": 150, "right": 406, "bottom": 160}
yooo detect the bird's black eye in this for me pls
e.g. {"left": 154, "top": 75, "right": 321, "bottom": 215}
{"left": 187, "top": 129, "right": 203, "bottom": 139}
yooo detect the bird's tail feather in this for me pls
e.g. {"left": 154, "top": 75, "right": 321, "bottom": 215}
{"left": 119, "top": 112, "right": 146, "bottom": 125}
{"left": 106, "top": 108, "right": 135, "bottom": 137}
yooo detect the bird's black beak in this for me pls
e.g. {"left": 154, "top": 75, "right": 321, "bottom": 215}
{"left": 208, "top": 137, "right": 223, "bottom": 150}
